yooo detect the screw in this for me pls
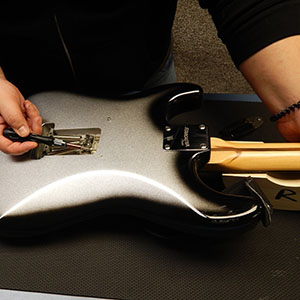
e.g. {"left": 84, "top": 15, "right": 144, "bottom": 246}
{"left": 165, "top": 126, "right": 172, "bottom": 132}
{"left": 200, "top": 143, "right": 207, "bottom": 149}
{"left": 199, "top": 124, "right": 206, "bottom": 130}
{"left": 164, "top": 144, "right": 171, "bottom": 150}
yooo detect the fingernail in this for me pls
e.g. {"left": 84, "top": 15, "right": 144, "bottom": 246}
{"left": 17, "top": 125, "right": 29, "bottom": 137}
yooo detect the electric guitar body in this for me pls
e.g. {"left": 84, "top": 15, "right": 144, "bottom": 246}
{"left": 0, "top": 83, "right": 281, "bottom": 238}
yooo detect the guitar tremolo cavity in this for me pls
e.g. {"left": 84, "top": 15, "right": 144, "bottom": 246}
{"left": 30, "top": 122, "right": 101, "bottom": 159}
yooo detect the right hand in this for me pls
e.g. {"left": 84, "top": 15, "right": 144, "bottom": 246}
{"left": 0, "top": 78, "right": 42, "bottom": 155}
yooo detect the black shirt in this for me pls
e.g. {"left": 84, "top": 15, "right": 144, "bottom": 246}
{"left": 200, "top": 0, "right": 300, "bottom": 67}
{"left": 0, "top": 1, "right": 299, "bottom": 95}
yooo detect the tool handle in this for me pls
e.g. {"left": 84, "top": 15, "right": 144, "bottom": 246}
{"left": 3, "top": 128, "right": 54, "bottom": 146}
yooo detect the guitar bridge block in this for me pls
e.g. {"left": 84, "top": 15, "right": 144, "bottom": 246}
{"left": 30, "top": 123, "right": 101, "bottom": 159}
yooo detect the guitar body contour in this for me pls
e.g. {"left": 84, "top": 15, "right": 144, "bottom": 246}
{"left": 0, "top": 84, "right": 269, "bottom": 238}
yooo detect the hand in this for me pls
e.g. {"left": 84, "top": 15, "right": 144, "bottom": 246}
{"left": 239, "top": 36, "right": 300, "bottom": 142}
{"left": 0, "top": 78, "right": 42, "bottom": 155}
{"left": 276, "top": 112, "right": 300, "bottom": 142}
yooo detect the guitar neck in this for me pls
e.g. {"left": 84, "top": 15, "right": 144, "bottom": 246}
{"left": 206, "top": 137, "right": 300, "bottom": 172}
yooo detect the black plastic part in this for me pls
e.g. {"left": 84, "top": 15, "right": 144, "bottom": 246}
{"left": 3, "top": 128, "right": 54, "bottom": 146}
{"left": 219, "top": 116, "right": 263, "bottom": 140}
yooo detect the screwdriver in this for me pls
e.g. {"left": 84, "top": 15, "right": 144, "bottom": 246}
{"left": 3, "top": 128, "right": 83, "bottom": 149}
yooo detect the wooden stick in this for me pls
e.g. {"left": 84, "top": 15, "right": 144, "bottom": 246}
{"left": 206, "top": 137, "right": 300, "bottom": 171}
{"left": 211, "top": 137, "right": 300, "bottom": 151}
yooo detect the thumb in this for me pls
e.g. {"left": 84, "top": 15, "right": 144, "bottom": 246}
{"left": 14, "top": 123, "right": 30, "bottom": 137}
{"left": 1, "top": 105, "right": 30, "bottom": 137}
{"left": 0, "top": 79, "right": 30, "bottom": 137}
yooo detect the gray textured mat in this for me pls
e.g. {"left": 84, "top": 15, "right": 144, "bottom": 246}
{"left": 0, "top": 211, "right": 299, "bottom": 300}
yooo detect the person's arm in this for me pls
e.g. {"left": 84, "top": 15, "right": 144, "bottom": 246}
{"left": 240, "top": 35, "right": 300, "bottom": 141}
{"left": 199, "top": 0, "right": 300, "bottom": 140}
{"left": 0, "top": 67, "right": 42, "bottom": 155}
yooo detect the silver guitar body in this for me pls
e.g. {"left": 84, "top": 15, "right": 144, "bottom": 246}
{"left": 0, "top": 84, "right": 267, "bottom": 238}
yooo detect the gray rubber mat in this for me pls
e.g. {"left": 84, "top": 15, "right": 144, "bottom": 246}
{"left": 0, "top": 211, "right": 299, "bottom": 300}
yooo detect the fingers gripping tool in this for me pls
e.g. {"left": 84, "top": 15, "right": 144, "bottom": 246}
{"left": 3, "top": 128, "right": 82, "bottom": 149}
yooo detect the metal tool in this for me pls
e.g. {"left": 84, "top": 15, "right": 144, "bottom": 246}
{"left": 3, "top": 127, "right": 83, "bottom": 150}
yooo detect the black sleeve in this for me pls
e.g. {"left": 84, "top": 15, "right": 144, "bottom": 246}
{"left": 199, "top": 0, "right": 300, "bottom": 67}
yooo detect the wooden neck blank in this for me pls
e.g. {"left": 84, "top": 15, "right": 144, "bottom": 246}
{"left": 207, "top": 137, "right": 300, "bottom": 171}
